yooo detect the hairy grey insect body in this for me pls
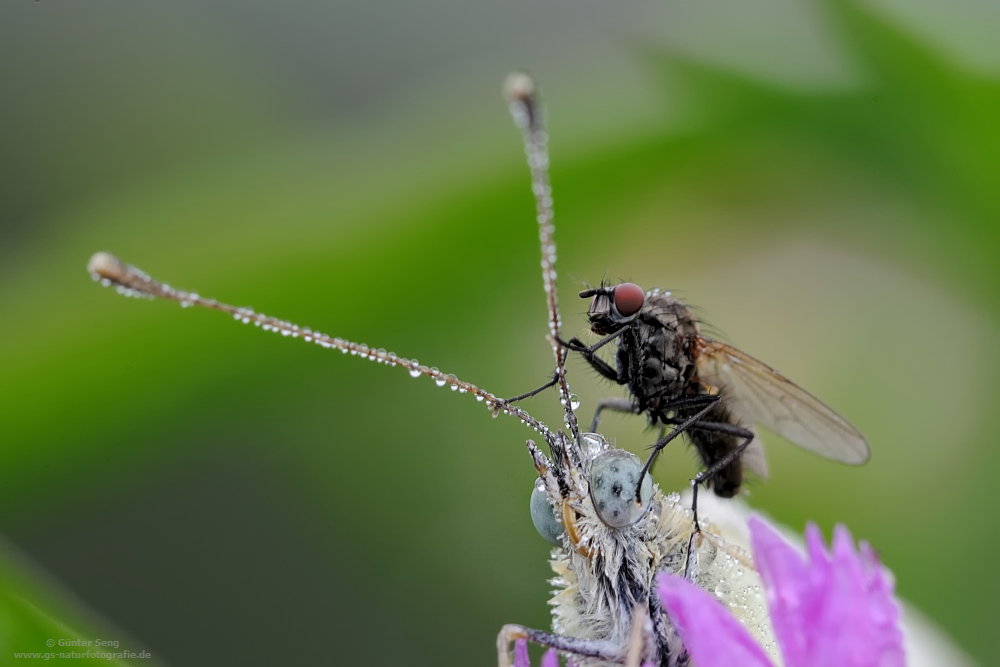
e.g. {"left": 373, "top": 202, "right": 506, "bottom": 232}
{"left": 516, "top": 431, "right": 776, "bottom": 667}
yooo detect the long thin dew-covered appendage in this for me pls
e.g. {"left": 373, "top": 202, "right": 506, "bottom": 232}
{"left": 87, "top": 251, "right": 554, "bottom": 445}
{"left": 504, "top": 73, "right": 580, "bottom": 444}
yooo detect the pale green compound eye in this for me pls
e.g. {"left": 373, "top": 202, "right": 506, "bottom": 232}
{"left": 589, "top": 450, "right": 652, "bottom": 529}
{"left": 530, "top": 478, "right": 564, "bottom": 546}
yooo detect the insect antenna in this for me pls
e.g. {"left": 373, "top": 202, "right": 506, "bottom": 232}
{"left": 86, "top": 251, "right": 555, "bottom": 446}
{"left": 504, "top": 72, "right": 581, "bottom": 446}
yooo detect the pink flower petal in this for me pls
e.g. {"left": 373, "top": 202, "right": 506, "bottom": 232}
{"left": 540, "top": 648, "right": 559, "bottom": 667}
{"left": 749, "top": 516, "right": 905, "bottom": 667}
{"left": 514, "top": 639, "right": 530, "bottom": 667}
{"left": 656, "top": 572, "right": 775, "bottom": 667}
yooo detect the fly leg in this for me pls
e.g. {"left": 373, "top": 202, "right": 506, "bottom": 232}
{"left": 559, "top": 329, "right": 629, "bottom": 384}
{"left": 682, "top": 422, "right": 755, "bottom": 531}
{"left": 497, "top": 624, "right": 625, "bottom": 667}
{"left": 506, "top": 328, "right": 627, "bottom": 403}
{"left": 504, "top": 370, "right": 558, "bottom": 403}
{"left": 590, "top": 397, "right": 638, "bottom": 433}
{"left": 636, "top": 394, "right": 725, "bottom": 484}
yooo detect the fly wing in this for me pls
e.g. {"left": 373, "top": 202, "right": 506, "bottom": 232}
{"left": 740, "top": 429, "right": 770, "bottom": 480}
{"left": 694, "top": 339, "right": 870, "bottom": 464}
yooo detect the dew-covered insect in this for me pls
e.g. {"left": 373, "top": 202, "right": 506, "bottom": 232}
{"left": 87, "top": 73, "right": 777, "bottom": 667}
{"left": 557, "top": 276, "right": 871, "bottom": 521}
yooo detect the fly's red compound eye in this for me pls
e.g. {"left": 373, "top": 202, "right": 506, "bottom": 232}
{"left": 614, "top": 283, "right": 644, "bottom": 317}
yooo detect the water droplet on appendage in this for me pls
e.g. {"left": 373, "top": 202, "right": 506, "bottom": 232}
{"left": 715, "top": 580, "right": 731, "bottom": 598}
{"left": 569, "top": 394, "right": 581, "bottom": 410}
{"left": 408, "top": 367, "right": 421, "bottom": 378}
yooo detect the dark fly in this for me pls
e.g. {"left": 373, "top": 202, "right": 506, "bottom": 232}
{"left": 562, "top": 281, "right": 870, "bottom": 517}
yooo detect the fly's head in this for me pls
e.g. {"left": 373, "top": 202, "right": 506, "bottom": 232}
{"left": 580, "top": 282, "right": 645, "bottom": 336}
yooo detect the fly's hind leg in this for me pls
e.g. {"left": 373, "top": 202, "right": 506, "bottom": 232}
{"left": 683, "top": 421, "right": 755, "bottom": 531}
{"left": 498, "top": 625, "right": 624, "bottom": 667}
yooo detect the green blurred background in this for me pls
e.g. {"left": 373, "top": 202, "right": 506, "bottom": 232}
{"left": 1, "top": 0, "right": 997, "bottom": 664}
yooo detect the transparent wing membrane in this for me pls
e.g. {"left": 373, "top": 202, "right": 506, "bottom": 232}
{"left": 695, "top": 338, "right": 870, "bottom": 465}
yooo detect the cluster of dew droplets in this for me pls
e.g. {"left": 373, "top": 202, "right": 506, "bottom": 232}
{"left": 687, "top": 524, "right": 777, "bottom": 662}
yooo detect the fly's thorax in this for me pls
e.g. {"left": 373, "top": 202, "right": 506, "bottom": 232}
{"left": 619, "top": 294, "right": 701, "bottom": 413}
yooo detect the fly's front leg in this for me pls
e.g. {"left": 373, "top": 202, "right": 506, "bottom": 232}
{"left": 505, "top": 370, "right": 559, "bottom": 403}
{"left": 561, "top": 338, "right": 620, "bottom": 384}
{"left": 559, "top": 328, "right": 629, "bottom": 384}
{"left": 498, "top": 625, "right": 624, "bottom": 667}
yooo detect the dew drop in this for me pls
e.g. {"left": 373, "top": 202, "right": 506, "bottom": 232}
{"left": 715, "top": 581, "right": 731, "bottom": 598}
{"left": 569, "top": 394, "right": 581, "bottom": 410}
{"left": 408, "top": 367, "right": 422, "bottom": 379}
